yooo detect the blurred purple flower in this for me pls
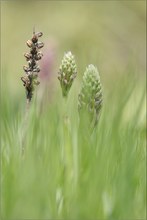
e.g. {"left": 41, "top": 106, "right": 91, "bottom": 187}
{"left": 39, "top": 41, "right": 56, "bottom": 82}
{"left": 37, "top": 40, "right": 57, "bottom": 112}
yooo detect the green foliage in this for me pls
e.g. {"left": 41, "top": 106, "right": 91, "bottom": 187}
{"left": 1, "top": 72, "right": 146, "bottom": 219}
{"left": 1, "top": 2, "right": 146, "bottom": 219}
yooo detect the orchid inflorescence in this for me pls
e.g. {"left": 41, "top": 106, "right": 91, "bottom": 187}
{"left": 21, "top": 29, "right": 44, "bottom": 102}
{"left": 58, "top": 53, "right": 103, "bottom": 128}
{"left": 78, "top": 64, "right": 103, "bottom": 127}
{"left": 58, "top": 51, "right": 77, "bottom": 98}
{"left": 20, "top": 30, "right": 103, "bottom": 128}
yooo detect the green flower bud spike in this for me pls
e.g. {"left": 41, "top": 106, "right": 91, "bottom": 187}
{"left": 78, "top": 64, "right": 103, "bottom": 128}
{"left": 58, "top": 51, "right": 77, "bottom": 98}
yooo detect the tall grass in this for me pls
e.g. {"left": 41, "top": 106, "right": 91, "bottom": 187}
{"left": 1, "top": 71, "right": 146, "bottom": 219}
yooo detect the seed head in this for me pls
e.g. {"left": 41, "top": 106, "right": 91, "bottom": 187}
{"left": 58, "top": 51, "right": 77, "bottom": 97}
{"left": 78, "top": 64, "right": 103, "bottom": 127}
{"left": 21, "top": 29, "right": 44, "bottom": 102}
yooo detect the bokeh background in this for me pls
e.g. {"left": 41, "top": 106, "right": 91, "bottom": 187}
{"left": 1, "top": 0, "right": 146, "bottom": 92}
{"left": 1, "top": 1, "right": 146, "bottom": 219}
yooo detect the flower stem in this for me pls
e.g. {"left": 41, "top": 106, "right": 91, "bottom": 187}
{"left": 62, "top": 97, "right": 73, "bottom": 215}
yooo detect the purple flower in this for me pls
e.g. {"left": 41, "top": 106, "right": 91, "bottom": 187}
{"left": 39, "top": 41, "right": 56, "bottom": 82}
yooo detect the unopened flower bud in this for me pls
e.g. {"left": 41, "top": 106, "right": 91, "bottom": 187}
{"left": 24, "top": 52, "right": 32, "bottom": 60}
{"left": 37, "top": 42, "right": 44, "bottom": 49}
{"left": 58, "top": 51, "right": 77, "bottom": 97}
{"left": 78, "top": 64, "right": 103, "bottom": 127}
{"left": 33, "top": 66, "right": 40, "bottom": 72}
{"left": 21, "top": 76, "right": 30, "bottom": 87}
{"left": 23, "top": 65, "right": 30, "bottom": 72}
{"left": 35, "top": 52, "right": 43, "bottom": 60}
{"left": 36, "top": 32, "right": 43, "bottom": 38}
{"left": 30, "top": 47, "right": 37, "bottom": 54}
{"left": 26, "top": 40, "right": 33, "bottom": 48}
{"left": 35, "top": 55, "right": 41, "bottom": 61}
{"left": 32, "top": 35, "right": 38, "bottom": 43}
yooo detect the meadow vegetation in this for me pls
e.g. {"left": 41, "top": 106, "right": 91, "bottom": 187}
{"left": 1, "top": 1, "right": 146, "bottom": 219}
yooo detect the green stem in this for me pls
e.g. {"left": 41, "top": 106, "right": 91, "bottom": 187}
{"left": 62, "top": 97, "right": 73, "bottom": 215}
{"left": 21, "top": 98, "right": 31, "bottom": 157}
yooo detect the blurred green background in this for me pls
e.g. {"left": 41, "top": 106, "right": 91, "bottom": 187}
{"left": 1, "top": 0, "right": 146, "bottom": 90}
{"left": 1, "top": 1, "right": 146, "bottom": 219}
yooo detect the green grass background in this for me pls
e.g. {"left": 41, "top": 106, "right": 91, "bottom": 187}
{"left": 1, "top": 1, "right": 146, "bottom": 219}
